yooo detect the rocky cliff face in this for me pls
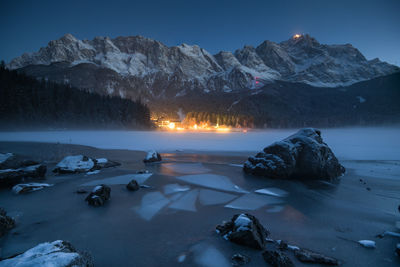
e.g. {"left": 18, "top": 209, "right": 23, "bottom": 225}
{"left": 8, "top": 34, "right": 399, "bottom": 100}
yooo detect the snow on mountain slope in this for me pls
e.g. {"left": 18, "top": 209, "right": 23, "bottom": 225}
{"left": 8, "top": 33, "right": 399, "bottom": 95}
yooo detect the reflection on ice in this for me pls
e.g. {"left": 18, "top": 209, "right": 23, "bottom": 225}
{"left": 164, "top": 183, "right": 190, "bottom": 195}
{"left": 192, "top": 243, "right": 230, "bottom": 267}
{"left": 162, "top": 163, "right": 211, "bottom": 174}
{"left": 225, "top": 193, "right": 283, "bottom": 210}
{"left": 255, "top": 187, "right": 288, "bottom": 197}
{"left": 198, "top": 189, "right": 237, "bottom": 206}
{"left": 133, "top": 192, "right": 170, "bottom": 221}
{"left": 81, "top": 173, "right": 152, "bottom": 186}
{"left": 177, "top": 174, "right": 248, "bottom": 193}
{"left": 169, "top": 189, "right": 199, "bottom": 212}
{"left": 266, "top": 205, "right": 285, "bottom": 213}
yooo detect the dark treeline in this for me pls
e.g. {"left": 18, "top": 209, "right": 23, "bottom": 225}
{"left": 0, "top": 63, "right": 151, "bottom": 129}
{"left": 183, "top": 111, "right": 254, "bottom": 128}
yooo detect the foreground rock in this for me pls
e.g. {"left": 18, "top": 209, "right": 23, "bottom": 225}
{"left": 231, "top": 253, "right": 250, "bottom": 266}
{"left": 243, "top": 128, "right": 345, "bottom": 181}
{"left": 12, "top": 183, "right": 53, "bottom": 194}
{"left": 126, "top": 179, "right": 140, "bottom": 191}
{"left": 85, "top": 185, "right": 111, "bottom": 206}
{"left": 216, "top": 214, "right": 269, "bottom": 250}
{"left": 294, "top": 248, "right": 339, "bottom": 265}
{"left": 53, "top": 155, "right": 120, "bottom": 174}
{"left": 262, "top": 250, "right": 294, "bottom": 267}
{"left": 0, "top": 163, "right": 47, "bottom": 188}
{"left": 143, "top": 150, "right": 162, "bottom": 163}
{"left": 0, "top": 208, "right": 15, "bottom": 237}
{"left": 0, "top": 240, "right": 93, "bottom": 266}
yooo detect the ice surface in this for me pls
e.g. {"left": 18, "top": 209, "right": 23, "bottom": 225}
{"left": 162, "top": 163, "right": 210, "bottom": 174}
{"left": 0, "top": 128, "right": 399, "bottom": 160}
{"left": 266, "top": 205, "right": 285, "bottom": 213}
{"left": 81, "top": 173, "right": 152, "bottom": 186}
{"left": 198, "top": 189, "right": 237, "bottom": 206}
{"left": 229, "top": 163, "right": 243, "bottom": 167}
{"left": 169, "top": 189, "right": 199, "bottom": 212}
{"left": 86, "top": 170, "right": 100, "bottom": 175}
{"left": 225, "top": 193, "right": 283, "bottom": 210}
{"left": 0, "top": 240, "right": 79, "bottom": 267}
{"left": 358, "top": 240, "right": 376, "bottom": 248}
{"left": 96, "top": 158, "right": 108, "bottom": 164}
{"left": 0, "top": 153, "right": 13, "bottom": 163}
{"left": 177, "top": 174, "right": 248, "bottom": 193}
{"left": 192, "top": 243, "right": 230, "bottom": 267}
{"left": 163, "top": 183, "right": 190, "bottom": 195}
{"left": 134, "top": 192, "right": 170, "bottom": 221}
{"left": 255, "top": 187, "right": 288, "bottom": 197}
{"left": 343, "top": 161, "right": 400, "bottom": 180}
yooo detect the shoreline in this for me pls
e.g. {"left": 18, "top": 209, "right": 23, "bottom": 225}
{"left": 0, "top": 141, "right": 399, "bottom": 266}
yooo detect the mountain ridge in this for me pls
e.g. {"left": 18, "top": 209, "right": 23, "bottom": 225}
{"left": 8, "top": 33, "right": 399, "bottom": 96}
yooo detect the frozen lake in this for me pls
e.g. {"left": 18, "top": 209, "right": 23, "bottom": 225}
{"left": 0, "top": 127, "right": 399, "bottom": 160}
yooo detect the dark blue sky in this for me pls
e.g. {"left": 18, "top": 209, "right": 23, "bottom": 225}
{"left": 1, "top": 0, "right": 399, "bottom": 65}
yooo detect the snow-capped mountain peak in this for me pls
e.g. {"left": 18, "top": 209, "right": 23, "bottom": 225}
{"left": 7, "top": 33, "right": 399, "bottom": 97}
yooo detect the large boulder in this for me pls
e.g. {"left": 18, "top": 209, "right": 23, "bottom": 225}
{"left": 0, "top": 208, "right": 15, "bottom": 237}
{"left": 143, "top": 150, "right": 162, "bottom": 163}
{"left": 243, "top": 128, "right": 345, "bottom": 181}
{"left": 85, "top": 185, "right": 111, "bottom": 206}
{"left": 216, "top": 213, "right": 269, "bottom": 250}
{"left": 53, "top": 155, "right": 120, "bottom": 174}
{"left": 294, "top": 248, "right": 339, "bottom": 265}
{"left": 0, "top": 240, "right": 94, "bottom": 266}
{"left": 262, "top": 250, "right": 294, "bottom": 267}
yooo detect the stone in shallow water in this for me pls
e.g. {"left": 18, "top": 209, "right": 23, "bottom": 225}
{"left": 134, "top": 192, "right": 170, "bottom": 221}
{"left": 177, "top": 174, "right": 248, "bottom": 193}
{"left": 85, "top": 185, "right": 111, "bottom": 206}
{"left": 225, "top": 194, "right": 283, "bottom": 211}
{"left": 169, "top": 189, "right": 199, "bottom": 212}
{"left": 0, "top": 208, "right": 15, "bottom": 237}
{"left": 198, "top": 189, "right": 237, "bottom": 206}
{"left": 126, "top": 179, "right": 140, "bottom": 191}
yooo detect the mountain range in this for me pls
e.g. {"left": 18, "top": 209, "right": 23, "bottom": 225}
{"left": 6, "top": 33, "right": 400, "bottom": 127}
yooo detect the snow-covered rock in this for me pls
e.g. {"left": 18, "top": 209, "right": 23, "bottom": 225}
{"left": 85, "top": 184, "right": 111, "bottom": 206}
{"left": 53, "top": 155, "right": 120, "bottom": 174}
{"left": 216, "top": 213, "right": 269, "bottom": 250}
{"left": 0, "top": 240, "right": 93, "bottom": 267}
{"left": 12, "top": 183, "right": 53, "bottom": 194}
{"left": 0, "top": 208, "right": 15, "bottom": 237}
{"left": 53, "top": 155, "right": 94, "bottom": 173}
{"left": 0, "top": 153, "right": 13, "bottom": 165}
{"left": 358, "top": 240, "right": 376, "bottom": 248}
{"left": 143, "top": 150, "right": 162, "bottom": 163}
{"left": 243, "top": 128, "right": 345, "bottom": 181}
